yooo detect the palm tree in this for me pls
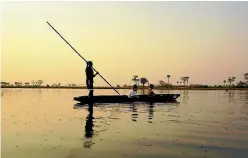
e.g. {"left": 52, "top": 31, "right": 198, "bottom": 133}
{"left": 180, "top": 77, "right": 185, "bottom": 85}
{"left": 132, "top": 75, "right": 139, "bottom": 85}
{"left": 136, "top": 78, "right": 140, "bottom": 86}
{"left": 185, "top": 77, "right": 189, "bottom": 86}
{"left": 223, "top": 80, "right": 226, "bottom": 87}
{"left": 244, "top": 73, "right": 248, "bottom": 83}
{"left": 227, "top": 77, "right": 232, "bottom": 86}
{"left": 31, "top": 80, "right": 36, "bottom": 86}
{"left": 140, "top": 78, "right": 149, "bottom": 87}
{"left": 37, "top": 80, "right": 43, "bottom": 87}
{"left": 228, "top": 77, "right": 236, "bottom": 87}
{"left": 232, "top": 77, "right": 236, "bottom": 86}
{"left": 180, "top": 77, "right": 189, "bottom": 86}
{"left": 167, "top": 75, "right": 171, "bottom": 84}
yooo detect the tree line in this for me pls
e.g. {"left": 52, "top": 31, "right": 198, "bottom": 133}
{"left": 1, "top": 73, "right": 248, "bottom": 88}
{"left": 130, "top": 73, "right": 248, "bottom": 88}
{"left": 0, "top": 80, "right": 83, "bottom": 88}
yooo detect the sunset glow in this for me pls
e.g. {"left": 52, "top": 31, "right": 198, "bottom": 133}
{"left": 2, "top": 1, "right": 248, "bottom": 86}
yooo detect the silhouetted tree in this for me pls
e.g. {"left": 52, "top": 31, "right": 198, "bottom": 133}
{"left": 244, "top": 73, "right": 248, "bottom": 83}
{"left": 31, "top": 80, "right": 36, "bottom": 86}
{"left": 227, "top": 78, "right": 232, "bottom": 86}
{"left": 223, "top": 80, "right": 226, "bottom": 86}
{"left": 180, "top": 77, "right": 186, "bottom": 85}
{"left": 14, "top": 82, "right": 22, "bottom": 86}
{"left": 1, "top": 82, "right": 10, "bottom": 87}
{"left": 132, "top": 75, "right": 139, "bottom": 85}
{"left": 37, "top": 80, "right": 43, "bottom": 87}
{"left": 158, "top": 80, "right": 165, "bottom": 86}
{"left": 236, "top": 81, "right": 246, "bottom": 87}
{"left": 140, "top": 77, "right": 148, "bottom": 87}
{"left": 228, "top": 77, "right": 236, "bottom": 87}
{"left": 180, "top": 77, "right": 189, "bottom": 86}
{"left": 167, "top": 75, "right": 171, "bottom": 84}
{"left": 185, "top": 77, "right": 189, "bottom": 85}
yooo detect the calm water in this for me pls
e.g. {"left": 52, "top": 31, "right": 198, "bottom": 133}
{"left": 1, "top": 89, "right": 248, "bottom": 158}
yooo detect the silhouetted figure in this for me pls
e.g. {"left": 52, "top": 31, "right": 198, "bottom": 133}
{"left": 84, "top": 104, "right": 94, "bottom": 148}
{"left": 147, "top": 84, "right": 155, "bottom": 96}
{"left": 85, "top": 61, "right": 99, "bottom": 99}
{"left": 126, "top": 84, "right": 138, "bottom": 98}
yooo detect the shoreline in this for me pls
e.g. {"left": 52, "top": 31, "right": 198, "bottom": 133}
{"left": 1, "top": 86, "right": 248, "bottom": 90}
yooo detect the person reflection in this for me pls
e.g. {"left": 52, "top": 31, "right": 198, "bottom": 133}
{"left": 148, "top": 103, "right": 154, "bottom": 123}
{"left": 148, "top": 104, "right": 154, "bottom": 120}
{"left": 129, "top": 103, "right": 138, "bottom": 122}
{"left": 84, "top": 103, "right": 94, "bottom": 148}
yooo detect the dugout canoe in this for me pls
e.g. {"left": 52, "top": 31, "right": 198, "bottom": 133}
{"left": 74, "top": 94, "right": 180, "bottom": 104}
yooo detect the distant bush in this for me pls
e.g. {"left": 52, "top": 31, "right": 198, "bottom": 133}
{"left": 157, "top": 83, "right": 173, "bottom": 88}
{"left": 190, "top": 84, "right": 209, "bottom": 88}
{"left": 235, "top": 81, "right": 248, "bottom": 88}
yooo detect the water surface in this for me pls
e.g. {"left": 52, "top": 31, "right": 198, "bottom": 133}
{"left": 2, "top": 89, "right": 248, "bottom": 158}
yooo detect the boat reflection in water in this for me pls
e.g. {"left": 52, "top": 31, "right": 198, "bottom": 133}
{"left": 73, "top": 100, "right": 179, "bottom": 149}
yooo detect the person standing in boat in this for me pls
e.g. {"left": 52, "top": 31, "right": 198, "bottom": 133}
{"left": 86, "top": 61, "right": 99, "bottom": 98}
{"left": 126, "top": 84, "right": 138, "bottom": 98}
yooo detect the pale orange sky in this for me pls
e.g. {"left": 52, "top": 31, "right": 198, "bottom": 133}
{"left": 1, "top": 1, "right": 248, "bottom": 86}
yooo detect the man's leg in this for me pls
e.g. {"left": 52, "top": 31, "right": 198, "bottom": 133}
{"left": 88, "top": 81, "right": 94, "bottom": 99}
{"left": 86, "top": 79, "right": 89, "bottom": 89}
{"left": 89, "top": 90, "right": 93, "bottom": 99}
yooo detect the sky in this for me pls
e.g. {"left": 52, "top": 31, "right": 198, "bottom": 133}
{"left": 1, "top": 1, "right": 248, "bottom": 86}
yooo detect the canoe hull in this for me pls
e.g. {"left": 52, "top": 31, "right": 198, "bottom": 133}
{"left": 74, "top": 94, "right": 180, "bottom": 104}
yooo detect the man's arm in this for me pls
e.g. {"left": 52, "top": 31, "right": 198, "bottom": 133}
{"left": 93, "top": 71, "right": 99, "bottom": 77}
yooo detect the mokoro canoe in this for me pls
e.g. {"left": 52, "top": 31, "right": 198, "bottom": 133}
{"left": 74, "top": 94, "right": 180, "bottom": 104}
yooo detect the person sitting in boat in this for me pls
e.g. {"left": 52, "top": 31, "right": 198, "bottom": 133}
{"left": 126, "top": 84, "right": 138, "bottom": 98}
{"left": 147, "top": 84, "right": 155, "bottom": 96}
{"left": 86, "top": 61, "right": 99, "bottom": 98}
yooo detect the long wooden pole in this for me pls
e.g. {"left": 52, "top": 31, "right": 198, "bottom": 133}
{"left": 46, "top": 21, "right": 120, "bottom": 95}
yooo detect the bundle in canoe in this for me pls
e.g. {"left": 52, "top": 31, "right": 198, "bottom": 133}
{"left": 74, "top": 94, "right": 180, "bottom": 104}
